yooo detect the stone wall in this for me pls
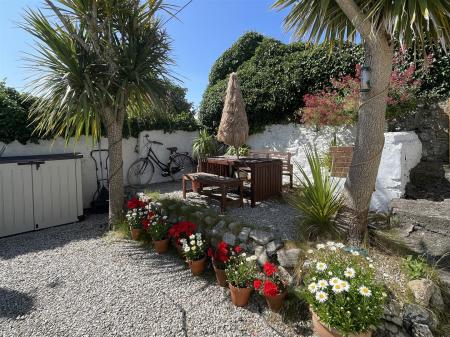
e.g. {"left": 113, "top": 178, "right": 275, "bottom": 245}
{"left": 387, "top": 100, "right": 449, "bottom": 162}
{"left": 247, "top": 124, "right": 422, "bottom": 212}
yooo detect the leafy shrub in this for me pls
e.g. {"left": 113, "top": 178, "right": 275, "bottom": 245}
{"left": 199, "top": 33, "right": 363, "bottom": 134}
{"left": 287, "top": 146, "right": 343, "bottom": 239}
{"left": 300, "top": 242, "right": 385, "bottom": 335}
{"left": 225, "top": 144, "right": 251, "bottom": 156}
{"left": 402, "top": 255, "right": 439, "bottom": 282}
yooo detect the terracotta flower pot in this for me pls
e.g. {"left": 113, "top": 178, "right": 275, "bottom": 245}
{"left": 311, "top": 311, "right": 372, "bottom": 337}
{"left": 213, "top": 265, "right": 227, "bottom": 287}
{"left": 265, "top": 291, "right": 287, "bottom": 312}
{"left": 130, "top": 228, "right": 142, "bottom": 240}
{"left": 153, "top": 238, "right": 169, "bottom": 254}
{"left": 189, "top": 256, "right": 207, "bottom": 275}
{"left": 229, "top": 284, "right": 252, "bottom": 307}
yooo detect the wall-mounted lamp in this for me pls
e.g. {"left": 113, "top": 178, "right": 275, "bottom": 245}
{"left": 360, "top": 65, "right": 371, "bottom": 92}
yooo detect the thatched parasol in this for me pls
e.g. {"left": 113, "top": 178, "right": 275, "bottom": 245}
{"left": 217, "top": 72, "right": 249, "bottom": 158}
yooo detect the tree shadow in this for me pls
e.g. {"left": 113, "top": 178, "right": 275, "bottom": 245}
{"left": 0, "top": 288, "right": 35, "bottom": 319}
{"left": 0, "top": 214, "right": 107, "bottom": 260}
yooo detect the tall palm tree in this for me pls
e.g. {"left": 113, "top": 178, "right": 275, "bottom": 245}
{"left": 23, "top": 0, "right": 174, "bottom": 225}
{"left": 273, "top": 0, "right": 450, "bottom": 243}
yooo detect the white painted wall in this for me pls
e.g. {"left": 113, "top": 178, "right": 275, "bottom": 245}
{"left": 247, "top": 124, "right": 422, "bottom": 212}
{"left": 0, "top": 130, "right": 198, "bottom": 209}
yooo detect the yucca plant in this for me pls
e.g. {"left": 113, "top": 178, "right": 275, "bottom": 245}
{"left": 192, "top": 129, "right": 218, "bottom": 160}
{"left": 287, "top": 146, "right": 344, "bottom": 240}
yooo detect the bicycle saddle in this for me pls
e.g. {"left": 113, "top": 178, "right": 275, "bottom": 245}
{"left": 167, "top": 147, "right": 178, "bottom": 153}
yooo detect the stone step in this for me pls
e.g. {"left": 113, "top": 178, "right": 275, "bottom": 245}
{"left": 389, "top": 199, "right": 450, "bottom": 267}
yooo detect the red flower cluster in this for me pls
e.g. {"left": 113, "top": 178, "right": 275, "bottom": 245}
{"left": 263, "top": 280, "right": 279, "bottom": 297}
{"left": 127, "top": 196, "right": 146, "bottom": 210}
{"left": 168, "top": 221, "right": 197, "bottom": 244}
{"left": 253, "top": 279, "right": 262, "bottom": 290}
{"left": 208, "top": 241, "right": 243, "bottom": 269}
{"left": 263, "top": 262, "right": 277, "bottom": 277}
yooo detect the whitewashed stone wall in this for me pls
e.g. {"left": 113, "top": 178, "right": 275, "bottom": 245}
{"left": 0, "top": 130, "right": 198, "bottom": 209}
{"left": 247, "top": 124, "right": 422, "bottom": 212}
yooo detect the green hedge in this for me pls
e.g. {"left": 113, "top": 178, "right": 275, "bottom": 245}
{"left": 199, "top": 32, "right": 450, "bottom": 134}
{"left": 0, "top": 82, "right": 198, "bottom": 144}
{"left": 199, "top": 33, "right": 364, "bottom": 134}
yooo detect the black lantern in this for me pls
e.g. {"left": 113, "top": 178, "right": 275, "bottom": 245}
{"left": 360, "top": 65, "right": 371, "bottom": 92}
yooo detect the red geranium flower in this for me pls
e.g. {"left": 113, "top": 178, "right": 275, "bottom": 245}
{"left": 167, "top": 221, "right": 197, "bottom": 244}
{"left": 207, "top": 247, "right": 214, "bottom": 258}
{"left": 263, "top": 280, "right": 279, "bottom": 297}
{"left": 142, "top": 219, "right": 150, "bottom": 231}
{"left": 253, "top": 279, "right": 262, "bottom": 290}
{"left": 234, "top": 245, "right": 242, "bottom": 253}
{"left": 263, "top": 262, "right": 277, "bottom": 277}
{"left": 127, "top": 197, "right": 140, "bottom": 209}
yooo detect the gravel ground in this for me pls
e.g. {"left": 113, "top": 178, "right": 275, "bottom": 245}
{"left": 0, "top": 213, "right": 311, "bottom": 337}
{"left": 147, "top": 181, "right": 302, "bottom": 241}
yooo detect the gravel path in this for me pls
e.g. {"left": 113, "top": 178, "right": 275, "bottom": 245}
{"left": 0, "top": 215, "right": 310, "bottom": 337}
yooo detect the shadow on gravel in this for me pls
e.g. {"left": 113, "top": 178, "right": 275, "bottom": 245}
{"left": 0, "top": 288, "right": 35, "bottom": 318}
{"left": 0, "top": 215, "right": 107, "bottom": 260}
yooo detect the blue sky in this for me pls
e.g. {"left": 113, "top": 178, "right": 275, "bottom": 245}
{"left": 0, "top": 0, "right": 293, "bottom": 108}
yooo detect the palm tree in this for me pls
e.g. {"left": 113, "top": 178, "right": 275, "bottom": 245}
{"left": 273, "top": 0, "right": 450, "bottom": 243}
{"left": 23, "top": 0, "right": 174, "bottom": 225}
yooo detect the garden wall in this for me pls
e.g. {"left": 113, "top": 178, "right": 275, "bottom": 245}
{"left": 0, "top": 130, "right": 198, "bottom": 209}
{"left": 247, "top": 124, "right": 422, "bottom": 212}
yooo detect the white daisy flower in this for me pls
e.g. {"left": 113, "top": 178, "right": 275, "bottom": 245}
{"left": 245, "top": 255, "right": 257, "bottom": 262}
{"left": 329, "top": 277, "right": 340, "bottom": 286}
{"left": 190, "top": 240, "right": 195, "bottom": 245}
{"left": 335, "top": 243, "right": 345, "bottom": 248}
{"left": 196, "top": 233, "right": 202, "bottom": 239}
{"left": 358, "top": 286, "right": 372, "bottom": 297}
{"left": 184, "top": 246, "right": 190, "bottom": 252}
{"left": 340, "top": 280, "right": 350, "bottom": 292}
{"left": 198, "top": 241, "right": 203, "bottom": 246}
{"left": 369, "top": 264, "right": 374, "bottom": 269}
{"left": 351, "top": 251, "right": 360, "bottom": 256}
{"left": 315, "top": 291, "right": 328, "bottom": 303}
{"left": 307, "top": 249, "right": 314, "bottom": 254}
{"left": 316, "top": 262, "right": 327, "bottom": 272}
{"left": 332, "top": 283, "right": 345, "bottom": 293}
{"left": 241, "top": 253, "right": 246, "bottom": 257}
{"left": 316, "top": 244, "right": 325, "bottom": 250}
{"left": 308, "top": 282, "right": 318, "bottom": 293}
{"left": 189, "top": 234, "right": 195, "bottom": 239}
{"left": 328, "top": 246, "right": 337, "bottom": 251}
{"left": 326, "top": 241, "right": 335, "bottom": 246}
{"left": 317, "top": 279, "right": 328, "bottom": 289}
{"left": 344, "top": 267, "right": 356, "bottom": 278}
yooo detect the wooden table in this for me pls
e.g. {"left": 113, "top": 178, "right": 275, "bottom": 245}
{"left": 205, "top": 156, "right": 282, "bottom": 207}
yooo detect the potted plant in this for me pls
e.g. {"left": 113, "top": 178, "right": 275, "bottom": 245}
{"left": 207, "top": 241, "right": 242, "bottom": 287}
{"left": 180, "top": 233, "right": 207, "bottom": 275}
{"left": 192, "top": 129, "right": 219, "bottom": 190}
{"left": 147, "top": 212, "right": 170, "bottom": 254}
{"left": 225, "top": 252, "right": 258, "bottom": 307}
{"left": 300, "top": 241, "right": 385, "bottom": 337}
{"left": 168, "top": 221, "right": 197, "bottom": 256}
{"left": 254, "top": 262, "right": 288, "bottom": 312}
{"left": 125, "top": 196, "right": 148, "bottom": 240}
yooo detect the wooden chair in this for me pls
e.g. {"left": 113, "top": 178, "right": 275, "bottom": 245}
{"left": 248, "top": 150, "right": 294, "bottom": 187}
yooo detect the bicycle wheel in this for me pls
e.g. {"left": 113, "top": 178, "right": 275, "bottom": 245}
{"left": 127, "top": 159, "right": 155, "bottom": 187}
{"left": 169, "top": 154, "right": 195, "bottom": 181}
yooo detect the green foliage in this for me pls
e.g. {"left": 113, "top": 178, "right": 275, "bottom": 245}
{"left": 147, "top": 214, "right": 170, "bottom": 241}
{"left": 402, "top": 255, "right": 439, "bottom": 282}
{"left": 299, "top": 243, "right": 385, "bottom": 335}
{"left": 199, "top": 32, "right": 364, "bottom": 134}
{"left": 225, "top": 144, "right": 251, "bottom": 156}
{"left": 287, "top": 146, "right": 343, "bottom": 240}
{"left": 192, "top": 129, "right": 219, "bottom": 160}
{"left": 0, "top": 82, "right": 37, "bottom": 144}
{"left": 225, "top": 253, "right": 258, "bottom": 288}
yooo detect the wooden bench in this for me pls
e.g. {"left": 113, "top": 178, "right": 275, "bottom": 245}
{"left": 182, "top": 172, "right": 244, "bottom": 212}
{"left": 248, "top": 150, "right": 294, "bottom": 188}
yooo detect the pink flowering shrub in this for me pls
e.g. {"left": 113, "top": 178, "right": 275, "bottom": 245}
{"left": 301, "top": 51, "right": 427, "bottom": 128}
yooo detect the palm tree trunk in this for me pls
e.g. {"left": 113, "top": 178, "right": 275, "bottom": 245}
{"left": 106, "top": 117, "right": 124, "bottom": 227}
{"left": 339, "top": 39, "right": 393, "bottom": 244}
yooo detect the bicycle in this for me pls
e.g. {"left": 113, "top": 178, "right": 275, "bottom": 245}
{"left": 127, "top": 134, "right": 196, "bottom": 187}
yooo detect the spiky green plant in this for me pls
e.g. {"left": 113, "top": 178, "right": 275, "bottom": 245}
{"left": 287, "top": 146, "right": 344, "bottom": 240}
{"left": 23, "top": 0, "right": 174, "bottom": 224}
{"left": 192, "top": 129, "right": 219, "bottom": 160}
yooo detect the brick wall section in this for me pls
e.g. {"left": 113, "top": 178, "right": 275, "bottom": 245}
{"left": 330, "top": 146, "right": 354, "bottom": 177}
